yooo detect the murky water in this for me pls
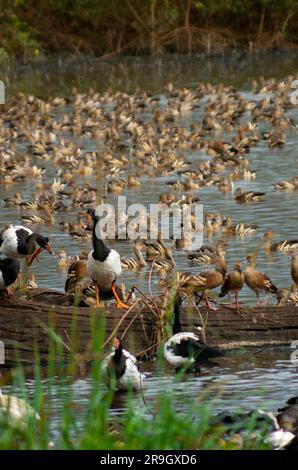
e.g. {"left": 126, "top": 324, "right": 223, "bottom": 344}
{"left": 1, "top": 53, "right": 298, "bottom": 302}
{"left": 1, "top": 53, "right": 298, "bottom": 429}
{"left": 2, "top": 346, "right": 298, "bottom": 436}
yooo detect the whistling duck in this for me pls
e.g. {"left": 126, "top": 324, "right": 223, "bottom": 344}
{"left": 3, "top": 192, "right": 23, "bottom": 207}
{"left": 24, "top": 273, "right": 38, "bottom": 290}
{"left": 276, "top": 284, "right": 298, "bottom": 306}
{"left": 101, "top": 337, "right": 144, "bottom": 391}
{"left": 179, "top": 250, "right": 226, "bottom": 309}
{"left": 290, "top": 253, "right": 298, "bottom": 287}
{"left": 87, "top": 213, "right": 128, "bottom": 309}
{"left": 218, "top": 177, "right": 233, "bottom": 193}
{"left": 121, "top": 242, "right": 147, "bottom": 270}
{"left": 0, "top": 225, "right": 53, "bottom": 266}
{"left": 56, "top": 250, "right": 72, "bottom": 270}
{"left": 244, "top": 255, "right": 278, "bottom": 306}
{"left": 219, "top": 262, "right": 245, "bottom": 307}
{"left": 164, "top": 295, "right": 224, "bottom": 373}
{"left": 187, "top": 240, "right": 227, "bottom": 264}
{"left": 65, "top": 259, "right": 88, "bottom": 294}
{"left": 274, "top": 176, "right": 298, "bottom": 191}
{"left": 263, "top": 231, "right": 298, "bottom": 253}
{"left": 0, "top": 258, "right": 20, "bottom": 298}
{"left": 234, "top": 188, "right": 265, "bottom": 203}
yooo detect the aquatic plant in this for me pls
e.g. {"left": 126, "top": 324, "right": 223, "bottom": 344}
{"left": 0, "top": 308, "right": 271, "bottom": 450}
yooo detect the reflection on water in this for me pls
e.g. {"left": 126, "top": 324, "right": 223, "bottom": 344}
{"left": 1, "top": 55, "right": 298, "bottom": 304}
{"left": 3, "top": 346, "right": 298, "bottom": 434}
{"left": 1, "top": 54, "right": 298, "bottom": 431}
{"left": 3, "top": 51, "right": 298, "bottom": 96}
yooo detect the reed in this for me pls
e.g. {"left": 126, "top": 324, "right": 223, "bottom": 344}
{"left": 0, "top": 305, "right": 271, "bottom": 450}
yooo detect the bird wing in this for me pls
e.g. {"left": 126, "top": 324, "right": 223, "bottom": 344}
{"left": 168, "top": 333, "right": 223, "bottom": 360}
{"left": 108, "top": 249, "right": 122, "bottom": 277}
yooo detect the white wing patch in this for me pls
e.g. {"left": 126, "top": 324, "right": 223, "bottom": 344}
{"left": 87, "top": 249, "right": 122, "bottom": 290}
{"left": 101, "top": 348, "right": 144, "bottom": 391}
{"left": 164, "top": 332, "right": 201, "bottom": 368}
{"left": 0, "top": 225, "right": 32, "bottom": 258}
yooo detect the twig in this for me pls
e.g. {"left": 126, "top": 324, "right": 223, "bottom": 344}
{"left": 192, "top": 301, "right": 207, "bottom": 343}
{"left": 103, "top": 300, "right": 139, "bottom": 348}
{"left": 121, "top": 311, "right": 142, "bottom": 340}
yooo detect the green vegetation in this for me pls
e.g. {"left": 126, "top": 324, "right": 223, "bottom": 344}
{"left": 0, "top": 311, "right": 271, "bottom": 450}
{"left": 0, "top": 1, "right": 298, "bottom": 62}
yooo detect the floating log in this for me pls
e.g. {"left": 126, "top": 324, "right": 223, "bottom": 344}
{"left": 0, "top": 289, "right": 298, "bottom": 366}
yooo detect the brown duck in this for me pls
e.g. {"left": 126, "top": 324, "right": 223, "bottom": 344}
{"left": 219, "top": 262, "right": 245, "bottom": 307}
{"left": 178, "top": 250, "right": 226, "bottom": 309}
{"left": 235, "top": 188, "right": 265, "bottom": 203}
{"left": 290, "top": 253, "right": 298, "bottom": 287}
{"left": 244, "top": 255, "right": 277, "bottom": 306}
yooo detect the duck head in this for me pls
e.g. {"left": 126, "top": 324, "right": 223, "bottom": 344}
{"left": 27, "top": 235, "right": 53, "bottom": 266}
{"left": 86, "top": 208, "right": 96, "bottom": 224}
{"left": 113, "top": 337, "right": 122, "bottom": 351}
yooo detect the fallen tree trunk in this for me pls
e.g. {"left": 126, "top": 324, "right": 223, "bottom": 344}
{"left": 0, "top": 289, "right": 298, "bottom": 366}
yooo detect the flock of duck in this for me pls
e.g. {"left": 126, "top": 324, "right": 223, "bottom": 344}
{"left": 1, "top": 73, "right": 298, "bottom": 447}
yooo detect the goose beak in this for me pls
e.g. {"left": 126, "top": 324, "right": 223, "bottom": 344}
{"left": 45, "top": 243, "right": 54, "bottom": 255}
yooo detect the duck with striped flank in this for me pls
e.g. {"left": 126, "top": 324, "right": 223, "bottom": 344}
{"left": 219, "top": 262, "right": 245, "bottom": 308}
{"left": 244, "top": 255, "right": 278, "bottom": 306}
{"left": 234, "top": 188, "right": 265, "bottom": 203}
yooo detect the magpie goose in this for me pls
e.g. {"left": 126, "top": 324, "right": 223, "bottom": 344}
{"left": 0, "top": 225, "right": 53, "bottom": 266}
{"left": 87, "top": 213, "right": 128, "bottom": 308}
{"left": 164, "top": 294, "right": 224, "bottom": 373}
{"left": 101, "top": 337, "right": 144, "bottom": 391}
{"left": 0, "top": 258, "right": 20, "bottom": 298}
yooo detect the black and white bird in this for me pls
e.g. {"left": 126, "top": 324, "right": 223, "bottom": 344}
{"left": 0, "top": 258, "right": 20, "bottom": 298}
{"left": 87, "top": 213, "right": 128, "bottom": 309}
{"left": 215, "top": 409, "right": 296, "bottom": 450}
{"left": 164, "top": 294, "right": 224, "bottom": 373}
{"left": 0, "top": 225, "right": 53, "bottom": 266}
{"left": 101, "top": 337, "right": 145, "bottom": 391}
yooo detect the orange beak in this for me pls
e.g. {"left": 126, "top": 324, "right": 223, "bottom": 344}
{"left": 113, "top": 337, "right": 121, "bottom": 349}
{"left": 44, "top": 243, "right": 54, "bottom": 255}
{"left": 27, "top": 247, "right": 44, "bottom": 266}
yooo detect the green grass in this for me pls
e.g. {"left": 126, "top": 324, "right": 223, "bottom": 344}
{"left": 0, "top": 310, "right": 271, "bottom": 450}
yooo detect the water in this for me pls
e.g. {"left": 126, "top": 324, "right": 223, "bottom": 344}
{"left": 1, "top": 53, "right": 298, "bottom": 430}
{"left": 2, "top": 347, "right": 298, "bottom": 436}
{"left": 1, "top": 54, "right": 298, "bottom": 302}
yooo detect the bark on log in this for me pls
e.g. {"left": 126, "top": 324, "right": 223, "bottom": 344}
{"left": 0, "top": 289, "right": 298, "bottom": 366}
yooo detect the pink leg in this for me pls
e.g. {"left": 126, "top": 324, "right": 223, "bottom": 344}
{"left": 235, "top": 290, "right": 240, "bottom": 308}
{"left": 204, "top": 292, "right": 218, "bottom": 311}
{"left": 256, "top": 291, "right": 260, "bottom": 307}
{"left": 262, "top": 292, "right": 269, "bottom": 306}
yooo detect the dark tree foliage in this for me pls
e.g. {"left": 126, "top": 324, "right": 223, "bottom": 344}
{"left": 0, "top": 0, "right": 298, "bottom": 58}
